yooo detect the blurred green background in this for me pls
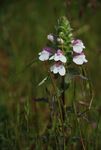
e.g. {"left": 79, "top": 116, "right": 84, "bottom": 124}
{"left": 0, "top": 0, "right": 101, "bottom": 149}
{"left": 0, "top": 0, "right": 101, "bottom": 103}
{"left": 0, "top": 0, "right": 101, "bottom": 105}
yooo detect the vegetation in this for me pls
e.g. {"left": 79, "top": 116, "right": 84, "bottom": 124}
{"left": 0, "top": 0, "right": 101, "bottom": 149}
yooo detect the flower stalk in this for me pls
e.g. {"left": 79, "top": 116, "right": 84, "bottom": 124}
{"left": 38, "top": 16, "right": 89, "bottom": 149}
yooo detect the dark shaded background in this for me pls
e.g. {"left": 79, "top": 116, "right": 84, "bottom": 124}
{"left": 0, "top": 0, "right": 101, "bottom": 103}
{"left": 0, "top": 0, "right": 101, "bottom": 149}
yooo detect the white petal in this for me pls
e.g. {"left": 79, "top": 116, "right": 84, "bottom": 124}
{"left": 50, "top": 65, "right": 58, "bottom": 74}
{"left": 82, "top": 44, "right": 85, "bottom": 49}
{"left": 45, "top": 54, "right": 50, "bottom": 60}
{"left": 39, "top": 55, "right": 45, "bottom": 61}
{"left": 73, "top": 56, "right": 83, "bottom": 65}
{"left": 50, "top": 65, "right": 54, "bottom": 72}
{"left": 39, "top": 53, "right": 49, "bottom": 61}
{"left": 53, "top": 67, "right": 58, "bottom": 74}
{"left": 71, "top": 40, "right": 74, "bottom": 44}
{"left": 54, "top": 54, "right": 60, "bottom": 61}
{"left": 49, "top": 55, "right": 54, "bottom": 60}
{"left": 59, "top": 65, "right": 66, "bottom": 76}
{"left": 80, "top": 54, "right": 88, "bottom": 63}
{"left": 84, "top": 57, "right": 88, "bottom": 63}
{"left": 73, "top": 45, "right": 83, "bottom": 53}
{"left": 60, "top": 55, "right": 67, "bottom": 63}
{"left": 79, "top": 42, "right": 85, "bottom": 49}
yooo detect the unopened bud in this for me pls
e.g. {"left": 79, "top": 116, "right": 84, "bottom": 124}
{"left": 57, "top": 38, "right": 64, "bottom": 44}
{"left": 47, "top": 34, "right": 54, "bottom": 42}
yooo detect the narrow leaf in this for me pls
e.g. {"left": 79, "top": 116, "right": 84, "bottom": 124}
{"left": 38, "top": 76, "right": 48, "bottom": 86}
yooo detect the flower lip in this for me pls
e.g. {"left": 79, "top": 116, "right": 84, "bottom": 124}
{"left": 72, "top": 39, "right": 85, "bottom": 48}
{"left": 38, "top": 47, "right": 52, "bottom": 61}
{"left": 72, "top": 39, "right": 82, "bottom": 45}
{"left": 50, "top": 62, "right": 66, "bottom": 76}
{"left": 43, "top": 47, "right": 52, "bottom": 53}
{"left": 49, "top": 49, "right": 67, "bottom": 63}
{"left": 72, "top": 39, "right": 85, "bottom": 54}
{"left": 56, "top": 49, "right": 63, "bottom": 55}
{"left": 73, "top": 52, "right": 88, "bottom": 65}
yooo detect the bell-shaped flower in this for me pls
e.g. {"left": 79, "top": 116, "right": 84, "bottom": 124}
{"left": 39, "top": 47, "right": 51, "bottom": 61}
{"left": 47, "top": 34, "right": 54, "bottom": 42}
{"left": 50, "top": 62, "right": 66, "bottom": 76}
{"left": 72, "top": 39, "right": 85, "bottom": 53}
{"left": 49, "top": 50, "right": 67, "bottom": 63}
{"left": 73, "top": 53, "right": 88, "bottom": 65}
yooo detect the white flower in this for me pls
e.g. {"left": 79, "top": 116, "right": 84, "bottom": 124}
{"left": 73, "top": 53, "right": 88, "bottom": 65}
{"left": 49, "top": 50, "right": 67, "bottom": 63}
{"left": 47, "top": 34, "right": 54, "bottom": 42}
{"left": 72, "top": 39, "right": 85, "bottom": 53}
{"left": 57, "top": 38, "right": 64, "bottom": 44}
{"left": 50, "top": 63, "right": 66, "bottom": 76}
{"left": 39, "top": 47, "right": 51, "bottom": 61}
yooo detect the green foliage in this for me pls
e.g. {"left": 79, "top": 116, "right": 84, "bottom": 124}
{"left": 56, "top": 16, "right": 73, "bottom": 52}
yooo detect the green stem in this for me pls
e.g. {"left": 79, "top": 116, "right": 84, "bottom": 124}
{"left": 61, "top": 76, "right": 65, "bottom": 121}
{"left": 72, "top": 80, "right": 86, "bottom": 150}
{"left": 45, "top": 62, "right": 66, "bottom": 149}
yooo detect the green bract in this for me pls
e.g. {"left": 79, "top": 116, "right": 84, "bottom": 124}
{"left": 55, "top": 16, "right": 73, "bottom": 53}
